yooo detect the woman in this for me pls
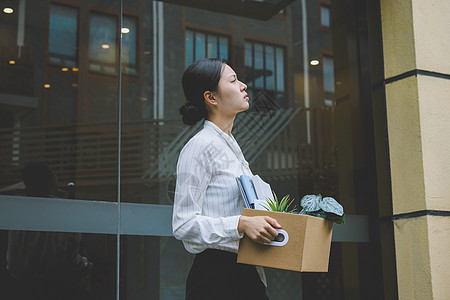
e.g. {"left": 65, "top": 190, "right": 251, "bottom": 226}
{"left": 172, "top": 58, "right": 281, "bottom": 299}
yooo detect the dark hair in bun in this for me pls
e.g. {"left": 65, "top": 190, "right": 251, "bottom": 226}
{"left": 179, "top": 58, "right": 225, "bottom": 125}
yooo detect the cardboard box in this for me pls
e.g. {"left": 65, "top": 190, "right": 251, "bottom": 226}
{"left": 237, "top": 208, "right": 333, "bottom": 272}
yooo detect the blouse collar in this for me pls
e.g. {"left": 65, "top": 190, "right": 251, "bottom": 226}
{"left": 204, "top": 120, "right": 235, "bottom": 141}
{"left": 204, "top": 120, "right": 251, "bottom": 173}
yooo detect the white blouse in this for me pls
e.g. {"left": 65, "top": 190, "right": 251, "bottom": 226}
{"left": 172, "top": 120, "right": 253, "bottom": 254}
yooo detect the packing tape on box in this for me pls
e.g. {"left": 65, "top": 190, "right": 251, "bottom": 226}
{"left": 264, "top": 229, "right": 289, "bottom": 247}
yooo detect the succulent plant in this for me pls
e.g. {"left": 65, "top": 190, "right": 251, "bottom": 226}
{"left": 261, "top": 193, "right": 296, "bottom": 213}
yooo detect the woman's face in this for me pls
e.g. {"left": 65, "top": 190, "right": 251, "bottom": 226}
{"left": 213, "top": 64, "right": 249, "bottom": 116}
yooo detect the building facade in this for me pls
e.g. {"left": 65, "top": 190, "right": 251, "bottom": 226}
{"left": 0, "top": 0, "right": 448, "bottom": 299}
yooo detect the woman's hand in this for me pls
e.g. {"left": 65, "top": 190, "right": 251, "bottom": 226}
{"left": 238, "top": 216, "right": 281, "bottom": 244}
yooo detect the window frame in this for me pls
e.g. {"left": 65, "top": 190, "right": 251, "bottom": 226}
{"left": 87, "top": 9, "right": 140, "bottom": 78}
{"left": 183, "top": 24, "right": 233, "bottom": 68}
{"left": 319, "top": 0, "right": 332, "bottom": 32}
{"left": 47, "top": 2, "right": 80, "bottom": 68}
{"left": 243, "top": 38, "right": 288, "bottom": 108}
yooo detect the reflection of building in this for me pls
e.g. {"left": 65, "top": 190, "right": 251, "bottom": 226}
{"left": 0, "top": 0, "right": 337, "bottom": 197}
{"left": 1, "top": 0, "right": 449, "bottom": 299}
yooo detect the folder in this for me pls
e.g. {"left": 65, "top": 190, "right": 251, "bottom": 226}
{"left": 236, "top": 175, "right": 257, "bottom": 209}
{"left": 236, "top": 175, "right": 273, "bottom": 210}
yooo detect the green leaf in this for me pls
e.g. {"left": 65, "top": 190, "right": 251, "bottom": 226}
{"left": 261, "top": 195, "right": 277, "bottom": 211}
{"left": 308, "top": 210, "right": 327, "bottom": 219}
{"left": 325, "top": 212, "right": 345, "bottom": 224}
{"left": 262, "top": 193, "right": 296, "bottom": 213}
{"left": 279, "top": 195, "right": 294, "bottom": 212}
{"left": 298, "top": 196, "right": 346, "bottom": 224}
{"left": 300, "top": 194, "right": 321, "bottom": 212}
{"left": 319, "top": 197, "right": 344, "bottom": 216}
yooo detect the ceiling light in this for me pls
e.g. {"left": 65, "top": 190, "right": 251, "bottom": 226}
{"left": 44, "top": 84, "right": 51, "bottom": 89}
{"left": 310, "top": 60, "right": 319, "bottom": 66}
{"left": 3, "top": 8, "right": 13, "bottom": 14}
{"left": 9, "top": 60, "right": 15, "bottom": 65}
{"left": 121, "top": 28, "right": 130, "bottom": 34}
{"left": 101, "top": 44, "right": 110, "bottom": 49}
{"left": 61, "top": 67, "right": 69, "bottom": 72}
{"left": 72, "top": 67, "right": 79, "bottom": 72}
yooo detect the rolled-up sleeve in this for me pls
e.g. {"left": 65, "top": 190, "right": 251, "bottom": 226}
{"left": 172, "top": 136, "right": 243, "bottom": 245}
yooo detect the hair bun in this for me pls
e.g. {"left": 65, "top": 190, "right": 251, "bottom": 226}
{"left": 179, "top": 104, "right": 204, "bottom": 125}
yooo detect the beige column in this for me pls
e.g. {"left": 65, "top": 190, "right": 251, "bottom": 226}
{"left": 380, "top": 0, "right": 450, "bottom": 299}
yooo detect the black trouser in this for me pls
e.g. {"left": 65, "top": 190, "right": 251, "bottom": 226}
{"left": 186, "top": 249, "right": 270, "bottom": 300}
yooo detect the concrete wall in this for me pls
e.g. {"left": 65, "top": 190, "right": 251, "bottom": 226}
{"left": 380, "top": 0, "right": 450, "bottom": 298}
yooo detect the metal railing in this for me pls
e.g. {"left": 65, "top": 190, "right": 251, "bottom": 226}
{"left": 0, "top": 106, "right": 335, "bottom": 188}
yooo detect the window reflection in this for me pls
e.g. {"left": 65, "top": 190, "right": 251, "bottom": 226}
{"left": 0, "top": 0, "right": 387, "bottom": 298}
{"left": 323, "top": 55, "right": 334, "bottom": 92}
{"left": 6, "top": 230, "right": 87, "bottom": 299}
{"left": 48, "top": 4, "right": 78, "bottom": 68}
{"left": 275, "top": 47, "right": 284, "bottom": 93}
{"left": 0, "top": 161, "right": 116, "bottom": 299}
{"left": 265, "top": 46, "right": 275, "bottom": 90}
{"left": 185, "top": 30, "right": 194, "bottom": 67}
{"left": 320, "top": 5, "right": 331, "bottom": 28}
{"left": 206, "top": 35, "right": 217, "bottom": 59}
{"left": 194, "top": 32, "right": 205, "bottom": 61}
{"left": 2, "top": 229, "right": 116, "bottom": 300}
{"left": 185, "top": 29, "right": 229, "bottom": 67}
{"left": 122, "top": 16, "right": 138, "bottom": 75}
{"left": 219, "top": 37, "right": 229, "bottom": 62}
{"left": 89, "top": 12, "right": 117, "bottom": 75}
{"left": 244, "top": 41, "right": 286, "bottom": 107}
{"left": 87, "top": 12, "right": 138, "bottom": 76}
{"left": 323, "top": 55, "right": 335, "bottom": 105}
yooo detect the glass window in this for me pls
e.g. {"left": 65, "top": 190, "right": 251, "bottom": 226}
{"left": 3, "top": 229, "right": 116, "bottom": 299}
{"left": 0, "top": 0, "right": 391, "bottom": 299}
{"left": 185, "top": 29, "right": 229, "bottom": 67}
{"left": 194, "top": 32, "right": 205, "bottom": 61}
{"left": 89, "top": 12, "right": 117, "bottom": 75}
{"left": 122, "top": 16, "right": 138, "bottom": 75}
{"left": 185, "top": 30, "right": 194, "bottom": 67}
{"left": 48, "top": 4, "right": 78, "bottom": 67}
{"left": 244, "top": 41, "right": 253, "bottom": 88}
{"left": 254, "top": 43, "right": 264, "bottom": 88}
{"left": 324, "top": 99, "right": 335, "bottom": 106}
{"left": 323, "top": 55, "right": 335, "bottom": 93}
{"left": 207, "top": 34, "right": 218, "bottom": 58}
{"left": 321, "top": 5, "right": 331, "bottom": 27}
{"left": 265, "top": 46, "right": 275, "bottom": 90}
{"left": 244, "top": 40, "right": 286, "bottom": 106}
{"left": 275, "top": 47, "right": 285, "bottom": 92}
{"left": 219, "top": 37, "right": 229, "bottom": 62}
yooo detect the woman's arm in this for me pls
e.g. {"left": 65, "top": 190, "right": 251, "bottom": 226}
{"left": 238, "top": 215, "right": 281, "bottom": 244}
